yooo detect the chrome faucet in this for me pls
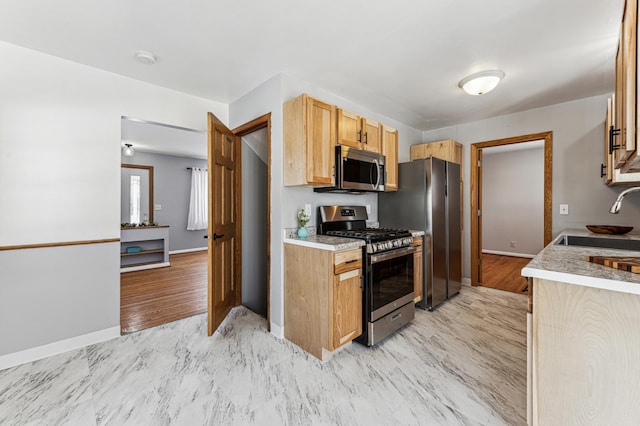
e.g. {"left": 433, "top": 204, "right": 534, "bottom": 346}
{"left": 609, "top": 186, "right": 640, "bottom": 213}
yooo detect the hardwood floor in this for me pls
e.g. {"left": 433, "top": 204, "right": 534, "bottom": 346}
{"left": 120, "top": 251, "right": 207, "bottom": 334}
{"left": 481, "top": 253, "right": 531, "bottom": 294}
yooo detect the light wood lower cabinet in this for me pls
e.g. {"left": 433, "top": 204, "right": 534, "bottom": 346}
{"left": 412, "top": 236, "right": 423, "bottom": 303}
{"left": 284, "top": 244, "right": 363, "bottom": 360}
{"left": 528, "top": 278, "right": 640, "bottom": 425}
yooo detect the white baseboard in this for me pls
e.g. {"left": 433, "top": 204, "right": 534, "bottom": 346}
{"left": 121, "top": 261, "right": 171, "bottom": 273}
{"left": 270, "top": 323, "right": 284, "bottom": 339}
{"left": 482, "top": 249, "right": 536, "bottom": 259}
{"left": 0, "top": 326, "right": 121, "bottom": 371}
{"left": 462, "top": 277, "right": 471, "bottom": 286}
{"left": 169, "top": 247, "right": 208, "bottom": 255}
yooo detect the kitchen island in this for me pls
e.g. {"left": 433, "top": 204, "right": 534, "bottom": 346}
{"left": 522, "top": 229, "right": 640, "bottom": 425}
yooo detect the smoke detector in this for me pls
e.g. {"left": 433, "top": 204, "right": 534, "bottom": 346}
{"left": 134, "top": 50, "right": 156, "bottom": 65}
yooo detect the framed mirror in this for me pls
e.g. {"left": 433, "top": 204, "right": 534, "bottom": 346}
{"left": 121, "top": 164, "right": 154, "bottom": 224}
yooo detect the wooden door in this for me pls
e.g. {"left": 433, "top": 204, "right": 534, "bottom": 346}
{"left": 477, "top": 149, "right": 484, "bottom": 284}
{"left": 332, "top": 269, "right": 362, "bottom": 349}
{"left": 207, "top": 112, "right": 239, "bottom": 335}
{"left": 362, "top": 118, "right": 381, "bottom": 153}
{"left": 307, "top": 98, "right": 336, "bottom": 185}
{"left": 382, "top": 125, "right": 398, "bottom": 190}
{"left": 337, "top": 108, "right": 362, "bottom": 148}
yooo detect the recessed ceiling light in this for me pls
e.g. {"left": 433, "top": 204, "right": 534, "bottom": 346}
{"left": 134, "top": 50, "right": 156, "bottom": 65}
{"left": 458, "top": 70, "right": 505, "bottom": 96}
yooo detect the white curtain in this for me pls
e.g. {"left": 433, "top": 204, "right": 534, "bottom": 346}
{"left": 187, "top": 167, "right": 208, "bottom": 230}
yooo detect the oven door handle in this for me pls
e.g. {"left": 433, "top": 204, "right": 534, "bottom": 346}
{"left": 370, "top": 246, "right": 415, "bottom": 264}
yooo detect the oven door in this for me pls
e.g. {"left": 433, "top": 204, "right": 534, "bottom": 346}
{"left": 368, "top": 246, "right": 415, "bottom": 322}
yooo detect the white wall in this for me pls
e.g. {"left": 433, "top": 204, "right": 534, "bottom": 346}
{"left": 0, "top": 41, "right": 227, "bottom": 360}
{"left": 229, "top": 74, "right": 423, "bottom": 333}
{"left": 423, "top": 94, "right": 640, "bottom": 279}
{"left": 482, "top": 147, "right": 544, "bottom": 256}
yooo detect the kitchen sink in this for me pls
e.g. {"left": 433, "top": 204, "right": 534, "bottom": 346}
{"left": 555, "top": 235, "right": 640, "bottom": 251}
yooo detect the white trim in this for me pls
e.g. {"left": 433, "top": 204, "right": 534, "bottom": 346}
{"left": 482, "top": 249, "right": 536, "bottom": 259}
{"left": 462, "top": 277, "right": 472, "bottom": 286}
{"left": 120, "top": 261, "right": 170, "bottom": 273}
{"left": 169, "top": 247, "right": 208, "bottom": 255}
{"left": 270, "top": 323, "right": 284, "bottom": 339}
{"left": 0, "top": 326, "right": 120, "bottom": 371}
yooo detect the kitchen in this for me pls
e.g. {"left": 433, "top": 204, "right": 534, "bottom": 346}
{"left": 2, "top": 0, "right": 640, "bottom": 424}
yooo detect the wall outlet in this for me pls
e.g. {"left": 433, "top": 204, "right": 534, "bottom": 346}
{"left": 510, "top": 241, "right": 516, "bottom": 248}
{"left": 304, "top": 204, "right": 312, "bottom": 217}
{"left": 366, "top": 204, "right": 371, "bottom": 214}
{"left": 559, "top": 204, "right": 569, "bottom": 215}
{"left": 154, "top": 204, "right": 162, "bottom": 211}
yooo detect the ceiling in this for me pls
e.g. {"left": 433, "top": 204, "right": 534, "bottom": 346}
{"left": 121, "top": 117, "right": 206, "bottom": 159}
{"left": 0, "top": 0, "right": 624, "bottom": 131}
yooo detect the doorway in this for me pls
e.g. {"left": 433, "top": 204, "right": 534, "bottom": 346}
{"left": 119, "top": 117, "right": 209, "bottom": 334}
{"left": 470, "top": 131, "right": 553, "bottom": 288}
{"left": 206, "top": 113, "right": 272, "bottom": 335}
{"left": 240, "top": 128, "right": 268, "bottom": 317}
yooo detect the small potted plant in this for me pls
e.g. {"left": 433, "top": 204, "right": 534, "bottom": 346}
{"left": 296, "top": 208, "right": 310, "bottom": 238}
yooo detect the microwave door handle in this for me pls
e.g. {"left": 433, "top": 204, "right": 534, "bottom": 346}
{"left": 372, "top": 159, "right": 380, "bottom": 190}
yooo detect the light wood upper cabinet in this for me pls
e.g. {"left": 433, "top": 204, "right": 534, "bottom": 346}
{"left": 382, "top": 125, "right": 398, "bottom": 191}
{"left": 337, "top": 108, "right": 362, "bottom": 149}
{"left": 284, "top": 94, "right": 336, "bottom": 187}
{"left": 603, "top": 95, "right": 640, "bottom": 184}
{"left": 337, "top": 108, "right": 381, "bottom": 154}
{"left": 362, "top": 118, "right": 382, "bottom": 153}
{"left": 284, "top": 244, "right": 363, "bottom": 360}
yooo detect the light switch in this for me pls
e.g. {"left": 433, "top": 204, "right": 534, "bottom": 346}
{"left": 154, "top": 204, "right": 162, "bottom": 211}
{"left": 366, "top": 204, "right": 371, "bottom": 214}
{"left": 304, "top": 204, "right": 312, "bottom": 217}
{"left": 559, "top": 204, "right": 568, "bottom": 215}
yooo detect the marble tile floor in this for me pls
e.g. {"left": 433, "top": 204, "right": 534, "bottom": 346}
{"left": 0, "top": 286, "right": 528, "bottom": 426}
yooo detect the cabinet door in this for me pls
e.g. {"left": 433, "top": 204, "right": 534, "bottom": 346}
{"left": 332, "top": 269, "right": 362, "bottom": 349}
{"left": 382, "top": 125, "right": 398, "bottom": 191}
{"left": 337, "top": 108, "right": 362, "bottom": 148}
{"left": 621, "top": 0, "right": 637, "bottom": 167}
{"left": 614, "top": 32, "right": 627, "bottom": 168}
{"left": 306, "top": 98, "right": 336, "bottom": 185}
{"left": 362, "top": 118, "right": 382, "bottom": 153}
{"left": 600, "top": 96, "right": 613, "bottom": 184}
{"left": 413, "top": 249, "right": 423, "bottom": 303}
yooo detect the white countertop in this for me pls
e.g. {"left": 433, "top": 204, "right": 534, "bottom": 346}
{"left": 522, "top": 228, "right": 640, "bottom": 295}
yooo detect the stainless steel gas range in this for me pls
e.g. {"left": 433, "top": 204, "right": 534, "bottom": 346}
{"left": 318, "top": 205, "right": 415, "bottom": 346}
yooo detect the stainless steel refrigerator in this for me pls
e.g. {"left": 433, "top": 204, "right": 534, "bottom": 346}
{"left": 379, "top": 157, "right": 462, "bottom": 309}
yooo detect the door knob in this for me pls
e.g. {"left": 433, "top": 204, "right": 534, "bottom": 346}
{"left": 213, "top": 233, "right": 225, "bottom": 240}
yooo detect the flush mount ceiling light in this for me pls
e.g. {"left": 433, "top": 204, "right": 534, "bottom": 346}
{"left": 458, "top": 70, "right": 505, "bottom": 96}
{"left": 123, "top": 143, "right": 135, "bottom": 157}
{"left": 134, "top": 50, "right": 156, "bottom": 65}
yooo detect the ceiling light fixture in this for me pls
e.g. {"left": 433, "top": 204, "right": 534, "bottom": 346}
{"left": 134, "top": 50, "right": 156, "bottom": 65}
{"left": 458, "top": 70, "right": 505, "bottom": 96}
{"left": 123, "top": 143, "right": 135, "bottom": 157}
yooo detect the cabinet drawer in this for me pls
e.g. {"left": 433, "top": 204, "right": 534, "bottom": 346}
{"left": 334, "top": 249, "right": 362, "bottom": 274}
{"left": 411, "top": 236, "right": 423, "bottom": 249}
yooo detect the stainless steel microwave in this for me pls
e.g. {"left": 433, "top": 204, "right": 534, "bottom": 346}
{"left": 315, "top": 146, "right": 386, "bottom": 193}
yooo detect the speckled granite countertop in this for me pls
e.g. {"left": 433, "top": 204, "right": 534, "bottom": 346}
{"left": 410, "top": 230, "right": 425, "bottom": 237}
{"left": 522, "top": 228, "right": 640, "bottom": 295}
{"left": 282, "top": 224, "right": 419, "bottom": 252}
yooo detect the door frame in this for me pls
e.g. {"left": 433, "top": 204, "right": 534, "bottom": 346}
{"left": 470, "top": 131, "right": 553, "bottom": 286}
{"left": 232, "top": 113, "right": 272, "bottom": 330}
